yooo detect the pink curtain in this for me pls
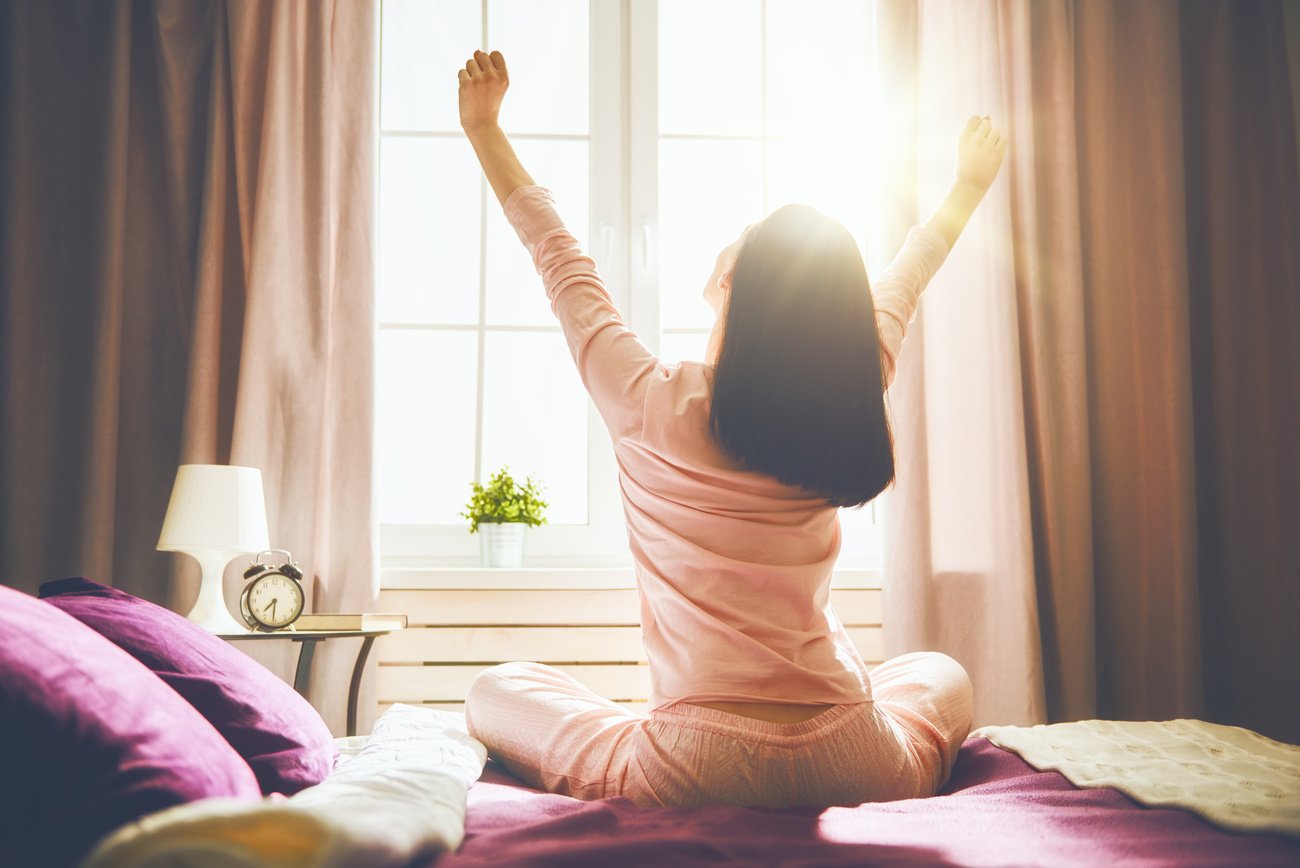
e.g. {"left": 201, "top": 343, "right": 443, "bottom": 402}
{"left": 875, "top": 0, "right": 1051, "bottom": 728}
{"left": 877, "top": 0, "right": 1300, "bottom": 742}
{"left": 179, "top": 1, "right": 380, "bottom": 735}
{"left": 0, "top": 0, "right": 377, "bottom": 735}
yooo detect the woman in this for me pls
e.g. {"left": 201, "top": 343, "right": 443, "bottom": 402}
{"left": 458, "top": 49, "right": 1006, "bottom": 809}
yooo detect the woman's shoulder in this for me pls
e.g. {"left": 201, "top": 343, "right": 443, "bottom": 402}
{"left": 651, "top": 357, "right": 715, "bottom": 382}
{"left": 644, "top": 358, "right": 715, "bottom": 403}
{"left": 631, "top": 359, "right": 716, "bottom": 448}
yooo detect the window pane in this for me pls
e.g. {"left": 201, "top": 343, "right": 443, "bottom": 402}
{"left": 659, "top": 332, "right": 710, "bottom": 366}
{"left": 766, "top": 138, "right": 870, "bottom": 246}
{"left": 839, "top": 501, "right": 878, "bottom": 558}
{"left": 659, "top": 0, "right": 761, "bottom": 136}
{"left": 490, "top": 0, "right": 589, "bottom": 135}
{"left": 766, "top": 0, "right": 871, "bottom": 140}
{"left": 379, "top": 137, "right": 481, "bottom": 325}
{"left": 381, "top": 0, "right": 481, "bottom": 132}
{"left": 481, "top": 332, "right": 588, "bottom": 524}
{"left": 484, "top": 140, "right": 590, "bottom": 326}
{"left": 375, "top": 330, "right": 479, "bottom": 524}
{"left": 658, "top": 139, "right": 764, "bottom": 330}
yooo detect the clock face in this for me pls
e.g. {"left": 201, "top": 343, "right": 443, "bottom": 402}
{"left": 245, "top": 572, "right": 305, "bottom": 629}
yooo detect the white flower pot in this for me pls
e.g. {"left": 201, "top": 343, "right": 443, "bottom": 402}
{"left": 478, "top": 522, "right": 527, "bottom": 567}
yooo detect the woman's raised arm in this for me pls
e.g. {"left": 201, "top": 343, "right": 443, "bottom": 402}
{"left": 458, "top": 50, "right": 534, "bottom": 206}
{"left": 923, "top": 115, "right": 1007, "bottom": 249}
{"left": 455, "top": 49, "right": 658, "bottom": 442}
{"left": 870, "top": 117, "right": 1004, "bottom": 387}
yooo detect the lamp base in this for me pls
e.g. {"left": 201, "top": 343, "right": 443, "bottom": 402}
{"left": 182, "top": 549, "right": 248, "bottom": 634}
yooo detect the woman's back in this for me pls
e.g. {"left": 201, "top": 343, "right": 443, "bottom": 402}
{"left": 618, "top": 358, "right": 871, "bottom": 711}
{"left": 490, "top": 182, "right": 948, "bottom": 713}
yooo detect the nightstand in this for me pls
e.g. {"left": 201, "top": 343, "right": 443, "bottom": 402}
{"left": 220, "top": 626, "right": 403, "bottom": 736}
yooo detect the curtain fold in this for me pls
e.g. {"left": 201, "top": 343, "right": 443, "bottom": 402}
{"left": 0, "top": 0, "right": 377, "bottom": 736}
{"left": 2, "top": 2, "right": 194, "bottom": 601}
{"left": 997, "top": 0, "right": 1096, "bottom": 726}
{"left": 878, "top": 0, "right": 1300, "bottom": 742}
{"left": 1073, "top": 0, "right": 1205, "bottom": 724}
{"left": 1179, "top": 0, "right": 1300, "bottom": 744}
{"left": 877, "top": 0, "right": 1047, "bottom": 728}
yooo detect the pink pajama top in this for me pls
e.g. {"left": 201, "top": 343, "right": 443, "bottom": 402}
{"left": 505, "top": 186, "right": 950, "bottom": 710}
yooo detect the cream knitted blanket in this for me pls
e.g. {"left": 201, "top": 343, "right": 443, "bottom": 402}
{"left": 84, "top": 706, "right": 488, "bottom": 867}
{"left": 972, "top": 719, "right": 1300, "bottom": 839}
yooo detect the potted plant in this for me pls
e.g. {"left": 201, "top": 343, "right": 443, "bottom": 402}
{"left": 459, "top": 466, "right": 548, "bottom": 567}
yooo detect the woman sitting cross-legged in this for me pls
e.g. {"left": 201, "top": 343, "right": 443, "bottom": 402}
{"left": 457, "top": 49, "right": 1005, "bottom": 809}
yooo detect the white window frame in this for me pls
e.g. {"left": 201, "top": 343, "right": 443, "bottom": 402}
{"left": 379, "top": 0, "right": 630, "bottom": 570}
{"left": 378, "top": 0, "right": 882, "bottom": 588}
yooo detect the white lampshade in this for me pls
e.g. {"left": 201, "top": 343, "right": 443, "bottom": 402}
{"left": 158, "top": 464, "right": 271, "bottom": 633}
{"left": 158, "top": 464, "right": 270, "bottom": 553}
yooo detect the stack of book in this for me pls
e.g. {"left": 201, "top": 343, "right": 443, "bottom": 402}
{"left": 293, "top": 612, "right": 407, "bottom": 631}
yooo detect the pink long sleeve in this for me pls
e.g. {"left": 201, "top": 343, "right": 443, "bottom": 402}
{"left": 505, "top": 186, "right": 950, "bottom": 710}
{"left": 872, "top": 226, "right": 950, "bottom": 387}
{"left": 504, "top": 185, "right": 658, "bottom": 439}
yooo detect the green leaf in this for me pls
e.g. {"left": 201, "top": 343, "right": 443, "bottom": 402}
{"left": 461, "top": 464, "right": 549, "bottom": 529}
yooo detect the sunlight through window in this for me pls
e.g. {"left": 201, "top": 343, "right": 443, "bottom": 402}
{"left": 376, "top": 0, "right": 885, "bottom": 568}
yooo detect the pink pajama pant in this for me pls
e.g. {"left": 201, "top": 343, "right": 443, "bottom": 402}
{"left": 464, "top": 651, "right": 974, "bottom": 809}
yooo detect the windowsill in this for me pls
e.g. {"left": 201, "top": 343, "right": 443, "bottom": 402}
{"left": 380, "top": 565, "right": 882, "bottom": 590}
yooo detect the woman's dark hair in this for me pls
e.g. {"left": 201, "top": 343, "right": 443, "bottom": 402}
{"left": 709, "top": 204, "right": 894, "bottom": 508}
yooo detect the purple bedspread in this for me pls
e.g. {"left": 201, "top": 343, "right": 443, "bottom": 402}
{"left": 435, "top": 737, "right": 1300, "bottom": 867}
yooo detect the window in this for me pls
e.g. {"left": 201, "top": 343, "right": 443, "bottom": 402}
{"left": 377, "top": 0, "right": 884, "bottom": 571}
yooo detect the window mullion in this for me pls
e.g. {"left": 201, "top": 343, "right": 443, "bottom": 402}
{"left": 577, "top": 0, "right": 634, "bottom": 565}
{"left": 760, "top": 0, "right": 769, "bottom": 212}
{"left": 474, "top": 0, "right": 491, "bottom": 487}
{"left": 628, "top": 0, "right": 660, "bottom": 353}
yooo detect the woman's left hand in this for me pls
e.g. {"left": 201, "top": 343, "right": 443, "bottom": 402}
{"left": 458, "top": 50, "right": 509, "bottom": 132}
{"left": 953, "top": 115, "right": 1007, "bottom": 195}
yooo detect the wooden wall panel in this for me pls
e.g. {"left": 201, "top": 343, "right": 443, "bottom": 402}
{"left": 373, "top": 588, "right": 884, "bottom": 710}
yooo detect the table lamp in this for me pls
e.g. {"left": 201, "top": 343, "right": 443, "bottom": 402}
{"left": 157, "top": 464, "right": 270, "bottom": 633}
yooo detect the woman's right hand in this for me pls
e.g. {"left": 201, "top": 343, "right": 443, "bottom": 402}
{"left": 458, "top": 49, "right": 509, "bottom": 132}
{"left": 954, "top": 115, "right": 1007, "bottom": 193}
{"left": 457, "top": 49, "right": 537, "bottom": 206}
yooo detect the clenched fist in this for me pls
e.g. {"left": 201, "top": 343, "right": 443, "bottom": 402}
{"left": 458, "top": 49, "right": 509, "bottom": 131}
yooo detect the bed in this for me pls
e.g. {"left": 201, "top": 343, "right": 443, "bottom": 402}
{"left": 4, "top": 580, "right": 1298, "bottom": 868}
{"left": 444, "top": 734, "right": 1300, "bottom": 867}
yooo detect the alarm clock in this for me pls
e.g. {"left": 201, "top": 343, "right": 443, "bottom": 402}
{"left": 240, "top": 549, "right": 306, "bottom": 632}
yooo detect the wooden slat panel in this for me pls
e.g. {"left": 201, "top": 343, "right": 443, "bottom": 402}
{"left": 378, "top": 641, "right": 881, "bottom": 705}
{"left": 377, "top": 588, "right": 880, "bottom": 627}
{"left": 374, "top": 586, "right": 884, "bottom": 724}
{"left": 378, "top": 663, "right": 652, "bottom": 703}
{"left": 381, "top": 569, "right": 882, "bottom": 590}
{"left": 378, "top": 625, "right": 646, "bottom": 663}
{"left": 834, "top": 589, "right": 882, "bottom": 625}
{"left": 378, "top": 589, "right": 641, "bottom": 625}
{"left": 848, "top": 627, "right": 884, "bottom": 663}
{"left": 377, "top": 700, "right": 649, "bottom": 718}
{"left": 378, "top": 624, "right": 883, "bottom": 666}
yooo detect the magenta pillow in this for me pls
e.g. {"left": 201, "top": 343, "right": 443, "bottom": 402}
{"left": 0, "top": 584, "right": 260, "bottom": 867}
{"left": 40, "top": 577, "right": 338, "bottom": 796}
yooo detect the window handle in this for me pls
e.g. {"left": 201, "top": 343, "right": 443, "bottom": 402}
{"left": 599, "top": 223, "right": 613, "bottom": 265}
{"left": 641, "top": 223, "right": 654, "bottom": 270}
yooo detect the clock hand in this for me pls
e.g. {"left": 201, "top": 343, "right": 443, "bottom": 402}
{"left": 263, "top": 598, "right": 278, "bottom": 619}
